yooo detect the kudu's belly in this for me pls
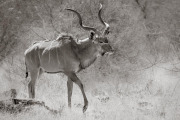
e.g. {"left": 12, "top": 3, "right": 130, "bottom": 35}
{"left": 40, "top": 46, "right": 81, "bottom": 73}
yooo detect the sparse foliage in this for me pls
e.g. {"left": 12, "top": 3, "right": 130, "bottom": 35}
{"left": 0, "top": 0, "right": 180, "bottom": 119}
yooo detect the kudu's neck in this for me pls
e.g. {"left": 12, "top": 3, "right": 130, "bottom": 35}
{"left": 76, "top": 39, "right": 100, "bottom": 69}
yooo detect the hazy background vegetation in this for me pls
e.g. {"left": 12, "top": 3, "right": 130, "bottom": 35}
{"left": 0, "top": 0, "right": 180, "bottom": 119}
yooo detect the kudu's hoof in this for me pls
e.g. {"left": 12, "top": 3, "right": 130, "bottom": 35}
{"left": 68, "top": 104, "right": 71, "bottom": 108}
{"left": 83, "top": 105, "right": 88, "bottom": 113}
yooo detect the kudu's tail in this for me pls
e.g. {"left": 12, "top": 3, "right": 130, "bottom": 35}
{"left": 25, "top": 62, "right": 28, "bottom": 78}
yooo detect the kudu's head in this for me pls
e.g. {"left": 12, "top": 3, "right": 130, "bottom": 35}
{"left": 66, "top": 4, "right": 114, "bottom": 56}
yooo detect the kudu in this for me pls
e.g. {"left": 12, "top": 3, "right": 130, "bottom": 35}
{"left": 24, "top": 4, "right": 113, "bottom": 112}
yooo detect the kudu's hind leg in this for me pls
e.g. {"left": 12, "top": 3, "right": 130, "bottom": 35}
{"left": 28, "top": 70, "right": 38, "bottom": 99}
{"left": 67, "top": 73, "right": 88, "bottom": 113}
{"left": 67, "top": 77, "right": 73, "bottom": 108}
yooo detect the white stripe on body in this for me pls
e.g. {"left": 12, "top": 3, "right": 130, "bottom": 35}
{"left": 30, "top": 53, "right": 33, "bottom": 65}
{"left": 38, "top": 41, "right": 45, "bottom": 64}
{"left": 56, "top": 47, "right": 60, "bottom": 65}
{"left": 48, "top": 40, "right": 55, "bottom": 63}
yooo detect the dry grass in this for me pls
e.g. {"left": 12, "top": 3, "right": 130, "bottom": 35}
{"left": 0, "top": 63, "right": 180, "bottom": 120}
{"left": 0, "top": 0, "right": 180, "bottom": 119}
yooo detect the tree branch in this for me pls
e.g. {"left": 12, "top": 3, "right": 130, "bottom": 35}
{"left": 30, "top": 28, "right": 47, "bottom": 40}
{"left": 135, "top": 0, "right": 147, "bottom": 19}
{"left": 43, "top": 0, "right": 60, "bottom": 34}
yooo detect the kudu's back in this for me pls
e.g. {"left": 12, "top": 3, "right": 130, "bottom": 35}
{"left": 25, "top": 36, "right": 81, "bottom": 73}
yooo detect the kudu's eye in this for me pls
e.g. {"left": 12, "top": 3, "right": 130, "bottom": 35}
{"left": 90, "top": 32, "right": 95, "bottom": 40}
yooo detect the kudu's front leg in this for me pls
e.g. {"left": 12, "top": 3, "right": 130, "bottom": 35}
{"left": 67, "top": 77, "right": 73, "bottom": 108}
{"left": 66, "top": 72, "right": 88, "bottom": 113}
